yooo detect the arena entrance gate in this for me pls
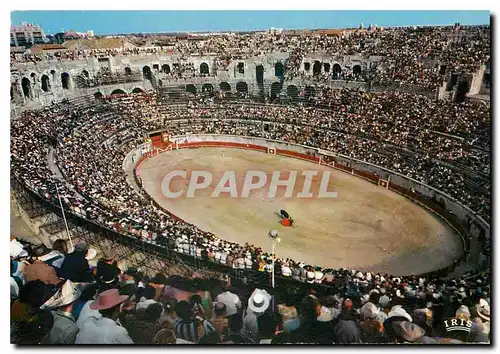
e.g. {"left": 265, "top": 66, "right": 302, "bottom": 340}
{"left": 147, "top": 131, "right": 172, "bottom": 150}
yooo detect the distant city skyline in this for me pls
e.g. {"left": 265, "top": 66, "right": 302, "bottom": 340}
{"left": 11, "top": 10, "right": 490, "bottom": 36}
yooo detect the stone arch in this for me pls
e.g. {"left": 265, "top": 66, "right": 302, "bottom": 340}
{"left": 186, "top": 84, "right": 197, "bottom": 95}
{"left": 332, "top": 64, "right": 342, "bottom": 79}
{"left": 275, "top": 62, "right": 284, "bottom": 77}
{"left": 323, "top": 63, "right": 331, "bottom": 72}
{"left": 21, "top": 77, "right": 31, "bottom": 98}
{"left": 125, "top": 67, "right": 132, "bottom": 75}
{"left": 313, "top": 61, "right": 322, "bottom": 76}
{"left": 236, "top": 82, "right": 248, "bottom": 93}
{"left": 41, "top": 75, "right": 51, "bottom": 92}
{"left": 142, "top": 66, "right": 152, "bottom": 80}
{"left": 81, "top": 70, "right": 89, "bottom": 78}
{"left": 94, "top": 91, "right": 103, "bottom": 99}
{"left": 30, "top": 72, "right": 37, "bottom": 83}
{"left": 111, "top": 89, "right": 126, "bottom": 95}
{"left": 270, "top": 82, "right": 282, "bottom": 99}
{"left": 161, "top": 64, "right": 171, "bottom": 74}
{"left": 50, "top": 69, "right": 56, "bottom": 81}
{"left": 353, "top": 65, "right": 362, "bottom": 75}
{"left": 219, "top": 82, "right": 231, "bottom": 92}
{"left": 202, "top": 83, "right": 214, "bottom": 93}
{"left": 61, "top": 72, "right": 71, "bottom": 90}
{"left": 255, "top": 65, "right": 264, "bottom": 84}
{"left": 200, "top": 62, "right": 209, "bottom": 75}
{"left": 287, "top": 85, "right": 298, "bottom": 99}
{"left": 132, "top": 88, "right": 144, "bottom": 93}
{"left": 304, "top": 62, "right": 311, "bottom": 71}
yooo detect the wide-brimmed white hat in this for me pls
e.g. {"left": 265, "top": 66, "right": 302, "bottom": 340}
{"left": 388, "top": 305, "right": 413, "bottom": 322}
{"left": 476, "top": 299, "right": 490, "bottom": 321}
{"left": 248, "top": 289, "right": 271, "bottom": 314}
{"left": 40, "top": 280, "right": 88, "bottom": 310}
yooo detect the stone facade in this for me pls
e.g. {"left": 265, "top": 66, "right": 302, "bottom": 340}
{"left": 10, "top": 51, "right": 487, "bottom": 108}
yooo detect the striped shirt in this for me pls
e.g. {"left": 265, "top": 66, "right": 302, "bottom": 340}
{"left": 175, "top": 317, "right": 216, "bottom": 343}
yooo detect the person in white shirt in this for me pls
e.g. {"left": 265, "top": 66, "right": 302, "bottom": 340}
{"left": 75, "top": 289, "right": 133, "bottom": 344}
{"left": 220, "top": 251, "right": 228, "bottom": 266}
{"left": 306, "top": 266, "right": 315, "bottom": 284}
{"left": 215, "top": 249, "right": 222, "bottom": 263}
{"left": 314, "top": 267, "right": 324, "bottom": 284}
{"left": 244, "top": 257, "right": 252, "bottom": 269}
{"left": 215, "top": 290, "right": 242, "bottom": 317}
{"left": 281, "top": 263, "right": 292, "bottom": 277}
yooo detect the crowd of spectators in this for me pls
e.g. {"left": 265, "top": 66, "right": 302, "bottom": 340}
{"left": 10, "top": 82, "right": 490, "bottom": 344}
{"left": 10, "top": 234, "right": 491, "bottom": 344}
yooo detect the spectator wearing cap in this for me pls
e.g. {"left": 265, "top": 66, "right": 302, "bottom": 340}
{"left": 58, "top": 242, "right": 92, "bottom": 282}
{"left": 75, "top": 289, "right": 133, "bottom": 344}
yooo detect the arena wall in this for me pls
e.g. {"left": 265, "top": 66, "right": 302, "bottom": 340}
{"left": 129, "top": 134, "right": 488, "bottom": 273}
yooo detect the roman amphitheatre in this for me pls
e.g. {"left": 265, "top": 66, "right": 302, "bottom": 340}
{"left": 134, "top": 145, "right": 462, "bottom": 276}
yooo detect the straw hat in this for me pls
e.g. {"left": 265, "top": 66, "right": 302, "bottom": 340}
{"left": 248, "top": 289, "right": 271, "bottom": 314}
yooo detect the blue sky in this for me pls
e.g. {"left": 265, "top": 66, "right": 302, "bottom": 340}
{"left": 11, "top": 10, "right": 490, "bottom": 35}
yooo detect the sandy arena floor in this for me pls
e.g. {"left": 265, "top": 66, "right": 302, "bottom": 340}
{"left": 137, "top": 147, "right": 463, "bottom": 276}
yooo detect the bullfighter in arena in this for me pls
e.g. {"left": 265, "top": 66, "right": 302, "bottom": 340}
{"left": 280, "top": 209, "right": 293, "bottom": 227}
